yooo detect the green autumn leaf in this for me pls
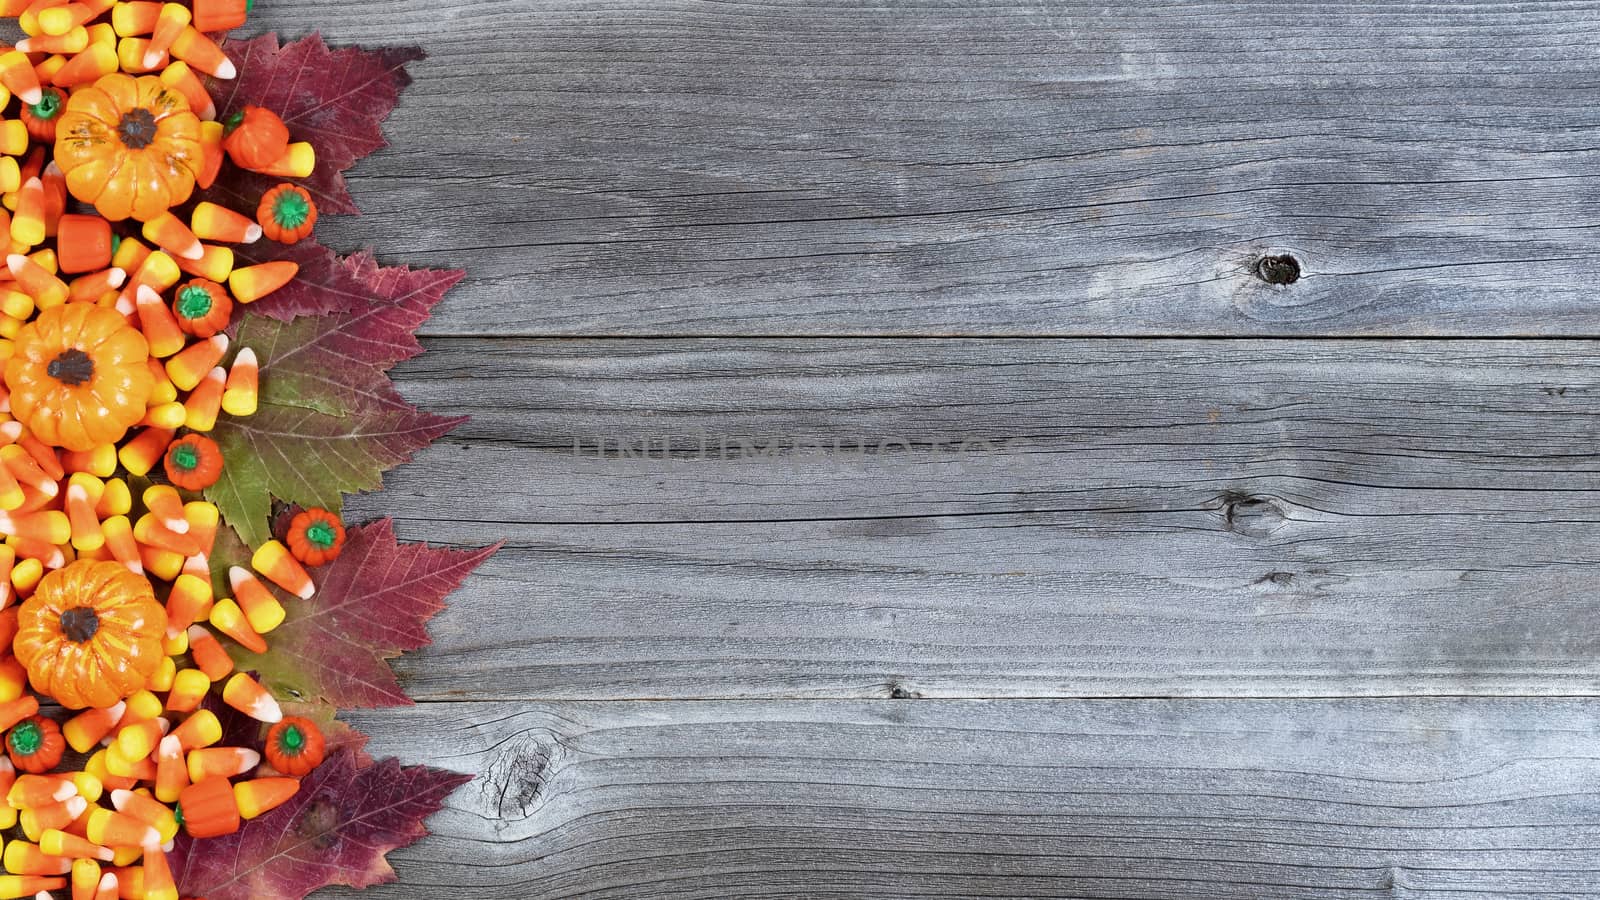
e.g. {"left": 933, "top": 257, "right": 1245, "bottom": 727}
{"left": 206, "top": 519, "right": 255, "bottom": 598}
{"left": 206, "top": 402, "right": 462, "bottom": 548}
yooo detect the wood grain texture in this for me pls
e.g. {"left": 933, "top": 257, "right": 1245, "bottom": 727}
{"left": 338, "top": 338, "right": 1600, "bottom": 700}
{"left": 242, "top": 0, "right": 1600, "bottom": 337}
{"left": 316, "top": 698, "right": 1600, "bottom": 899}
{"left": 229, "top": 2, "right": 1600, "bottom": 894}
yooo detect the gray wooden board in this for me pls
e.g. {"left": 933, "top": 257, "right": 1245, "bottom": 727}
{"left": 310, "top": 698, "right": 1600, "bottom": 899}
{"left": 341, "top": 338, "right": 1600, "bottom": 701}
{"left": 234, "top": 0, "right": 1600, "bottom": 896}
{"left": 241, "top": 0, "right": 1600, "bottom": 337}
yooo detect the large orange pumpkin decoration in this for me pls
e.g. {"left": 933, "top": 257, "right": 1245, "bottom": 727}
{"left": 54, "top": 72, "right": 203, "bottom": 222}
{"left": 4, "top": 303, "right": 156, "bottom": 452}
{"left": 13, "top": 560, "right": 167, "bottom": 710}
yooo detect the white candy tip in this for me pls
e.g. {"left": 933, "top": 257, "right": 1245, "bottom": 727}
{"left": 136, "top": 284, "right": 161, "bottom": 305}
{"left": 19, "top": 88, "right": 39, "bottom": 106}
{"left": 107, "top": 267, "right": 127, "bottom": 288}
{"left": 256, "top": 698, "right": 283, "bottom": 724}
{"left": 215, "top": 60, "right": 236, "bottom": 79}
{"left": 243, "top": 224, "right": 262, "bottom": 243}
{"left": 142, "top": 52, "right": 164, "bottom": 69}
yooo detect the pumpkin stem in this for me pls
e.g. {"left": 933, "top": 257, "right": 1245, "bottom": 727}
{"left": 276, "top": 722, "right": 306, "bottom": 754}
{"left": 305, "top": 521, "right": 337, "bottom": 550}
{"left": 271, "top": 190, "right": 311, "bottom": 229}
{"left": 175, "top": 285, "right": 214, "bottom": 321}
{"left": 117, "top": 108, "right": 158, "bottom": 150}
{"left": 46, "top": 349, "right": 94, "bottom": 386}
{"left": 28, "top": 89, "right": 61, "bottom": 121}
{"left": 7, "top": 720, "right": 40, "bottom": 756}
{"left": 59, "top": 606, "right": 99, "bottom": 643}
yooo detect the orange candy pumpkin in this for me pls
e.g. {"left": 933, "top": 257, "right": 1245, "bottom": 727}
{"left": 265, "top": 716, "right": 326, "bottom": 776}
{"left": 54, "top": 72, "right": 204, "bottom": 222}
{"left": 4, "top": 303, "right": 155, "bottom": 452}
{"left": 222, "top": 106, "right": 289, "bottom": 171}
{"left": 13, "top": 560, "right": 168, "bottom": 710}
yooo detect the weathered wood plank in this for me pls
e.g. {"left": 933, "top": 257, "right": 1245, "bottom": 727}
{"left": 321, "top": 698, "right": 1600, "bottom": 899}
{"left": 342, "top": 338, "right": 1600, "bottom": 700}
{"left": 248, "top": 0, "right": 1600, "bottom": 337}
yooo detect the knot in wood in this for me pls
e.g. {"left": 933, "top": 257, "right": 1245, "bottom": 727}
{"left": 1219, "top": 492, "right": 1287, "bottom": 537}
{"left": 1254, "top": 253, "right": 1301, "bottom": 285}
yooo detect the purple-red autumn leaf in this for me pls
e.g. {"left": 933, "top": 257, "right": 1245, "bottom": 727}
{"left": 208, "top": 33, "right": 423, "bottom": 215}
{"left": 227, "top": 241, "right": 379, "bottom": 321}
{"left": 226, "top": 519, "right": 501, "bottom": 708}
{"left": 173, "top": 750, "right": 469, "bottom": 900}
{"left": 235, "top": 252, "right": 464, "bottom": 404}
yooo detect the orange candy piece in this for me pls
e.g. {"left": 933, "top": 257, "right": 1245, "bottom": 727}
{"left": 176, "top": 776, "right": 237, "bottom": 838}
{"left": 54, "top": 214, "right": 110, "bottom": 273}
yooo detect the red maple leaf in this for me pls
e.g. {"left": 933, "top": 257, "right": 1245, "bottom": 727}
{"left": 208, "top": 33, "right": 424, "bottom": 215}
{"left": 227, "top": 519, "right": 501, "bottom": 708}
{"left": 228, "top": 241, "right": 387, "bottom": 321}
{"left": 231, "top": 251, "right": 463, "bottom": 410}
{"left": 172, "top": 750, "right": 469, "bottom": 900}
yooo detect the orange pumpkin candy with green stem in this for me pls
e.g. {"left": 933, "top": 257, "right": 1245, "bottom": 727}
{"left": 4, "top": 303, "right": 155, "bottom": 452}
{"left": 258, "top": 183, "right": 317, "bottom": 244}
{"left": 13, "top": 560, "right": 168, "bottom": 710}
{"left": 172, "top": 278, "right": 232, "bottom": 337}
{"left": 7, "top": 716, "right": 64, "bottom": 774}
{"left": 55, "top": 72, "right": 204, "bottom": 222}
{"left": 223, "top": 105, "right": 290, "bottom": 170}
{"left": 21, "top": 86, "right": 65, "bottom": 143}
{"left": 265, "top": 717, "right": 326, "bottom": 776}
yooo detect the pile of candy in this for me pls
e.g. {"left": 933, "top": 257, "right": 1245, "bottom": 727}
{"left": 0, "top": 1, "right": 355, "bottom": 898}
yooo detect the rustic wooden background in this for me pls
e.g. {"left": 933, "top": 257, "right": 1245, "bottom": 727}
{"left": 254, "top": 1, "right": 1600, "bottom": 897}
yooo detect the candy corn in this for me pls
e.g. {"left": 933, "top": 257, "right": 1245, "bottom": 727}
{"left": 139, "top": 211, "right": 200, "bottom": 260}
{"left": 163, "top": 332, "right": 225, "bottom": 392}
{"left": 251, "top": 540, "right": 313, "bottom": 599}
{"left": 230, "top": 566, "right": 285, "bottom": 634}
{"left": 84, "top": 808, "right": 158, "bottom": 850}
{"left": 0, "top": 875, "right": 66, "bottom": 897}
{"left": 44, "top": 830, "right": 113, "bottom": 862}
{"left": 184, "top": 625, "right": 231, "bottom": 681}
{"left": 221, "top": 346, "right": 258, "bottom": 416}
{"left": 190, "top": 201, "right": 260, "bottom": 243}
{"left": 233, "top": 777, "right": 298, "bottom": 820}
{"left": 63, "top": 703, "right": 122, "bottom": 755}
{"left": 226, "top": 259, "right": 295, "bottom": 304}
{"left": 71, "top": 858, "right": 104, "bottom": 900}
{"left": 151, "top": 737, "right": 183, "bottom": 805}
{"left": 208, "top": 597, "right": 265, "bottom": 652}
{"left": 221, "top": 673, "right": 280, "bottom": 724}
